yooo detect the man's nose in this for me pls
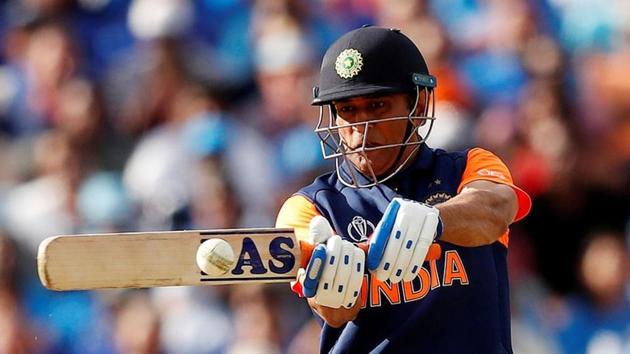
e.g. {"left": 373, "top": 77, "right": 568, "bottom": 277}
{"left": 352, "top": 110, "right": 373, "bottom": 133}
{"left": 352, "top": 121, "right": 367, "bottom": 134}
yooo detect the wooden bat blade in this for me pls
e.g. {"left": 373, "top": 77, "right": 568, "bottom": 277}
{"left": 37, "top": 228, "right": 300, "bottom": 291}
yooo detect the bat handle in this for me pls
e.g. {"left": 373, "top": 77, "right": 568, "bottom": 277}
{"left": 298, "top": 241, "right": 316, "bottom": 269}
{"left": 298, "top": 241, "right": 441, "bottom": 270}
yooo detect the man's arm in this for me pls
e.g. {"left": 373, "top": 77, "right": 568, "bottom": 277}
{"left": 437, "top": 180, "right": 519, "bottom": 247}
{"left": 306, "top": 296, "right": 362, "bottom": 328}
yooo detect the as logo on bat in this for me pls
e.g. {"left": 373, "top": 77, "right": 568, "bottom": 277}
{"left": 230, "top": 236, "right": 296, "bottom": 275}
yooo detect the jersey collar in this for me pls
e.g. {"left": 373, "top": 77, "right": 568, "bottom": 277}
{"left": 338, "top": 143, "right": 434, "bottom": 188}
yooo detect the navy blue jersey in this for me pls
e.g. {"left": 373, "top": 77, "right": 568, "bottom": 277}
{"left": 276, "top": 144, "right": 531, "bottom": 354}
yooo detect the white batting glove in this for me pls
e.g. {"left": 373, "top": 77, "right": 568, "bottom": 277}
{"left": 300, "top": 216, "right": 365, "bottom": 309}
{"left": 367, "top": 198, "right": 443, "bottom": 283}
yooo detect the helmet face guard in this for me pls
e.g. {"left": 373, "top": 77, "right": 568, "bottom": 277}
{"left": 311, "top": 26, "right": 437, "bottom": 188}
{"left": 315, "top": 84, "right": 436, "bottom": 188}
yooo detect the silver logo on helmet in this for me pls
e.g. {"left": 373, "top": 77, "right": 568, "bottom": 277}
{"left": 347, "top": 216, "right": 374, "bottom": 242}
{"left": 335, "top": 49, "right": 363, "bottom": 79}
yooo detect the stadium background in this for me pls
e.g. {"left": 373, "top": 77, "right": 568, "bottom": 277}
{"left": 0, "top": 0, "right": 628, "bottom": 353}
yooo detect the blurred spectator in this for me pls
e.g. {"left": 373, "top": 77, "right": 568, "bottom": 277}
{"left": 122, "top": 74, "right": 274, "bottom": 229}
{"left": 76, "top": 172, "right": 132, "bottom": 233}
{"left": 0, "top": 289, "right": 34, "bottom": 354}
{"left": 151, "top": 286, "right": 232, "bottom": 354}
{"left": 286, "top": 318, "right": 320, "bottom": 354}
{"left": 227, "top": 285, "right": 281, "bottom": 354}
{"left": 253, "top": 26, "right": 325, "bottom": 181}
{"left": 192, "top": 0, "right": 254, "bottom": 87}
{"left": 550, "top": 0, "right": 630, "bottom": 53}
{"left": 251, "top": 0, "right": 339, "bottom": 57}
{"left": 0, "top": 226, "right": 99, "bottom": 354}
{"left": 238, "top": 10, "right": 329, "bottom": 210}
{"left": 508, "top": 233, "right": 563, "bottom": 354}
{"left": 314, "top": 0, "right": 377, "bottom": 34}
{"left": 116, "top": 39, "right": 191, "bottom": 136}
{"left": 0, "top": 18, "right": 79, "bottom": 137}
{"left": 0, "top": 231, "right": 35, "bottom": 354}
{"left": 375, "top": 0, "right": 475, "bottom": 150}
{"left": 181, "top": 93, "right": 276, "bottom": 228}
{"left": 121, "top": 78, "right": 206, "bottom": 230}
{"left": 127, "top": 0, "right": 193, "bottom": 41}
{"left": 111, "top": 290, "right": 162, "bottom": 354}
{"left": 227, "top": 284, "right": 311, "bottom": 354}
{"left": 554, "top": 231, "right": 630, "bottom": 354}
{"left": 52, "top": 77, "right": 102, "bottom": 148}
{"left": 3, "top": 130, "right": 85, "bottom": 253}
{"left": 187, "top": 158, "right": 241, "bottom": 230}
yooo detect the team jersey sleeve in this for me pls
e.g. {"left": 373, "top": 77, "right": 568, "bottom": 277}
{"left": 275, "top": 194, "right": 321, "bottom": 242}
{"left": 458, "top": 148, "right": 532, "bottom": 222}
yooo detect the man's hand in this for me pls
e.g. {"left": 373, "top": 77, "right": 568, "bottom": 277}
{"left": 292, "top": 216, "right": 364, "bottom": 328}
{"left": 301, "top": 216, "right": 365, "bottom": 309}
{"left": 367, "top": 198, "right": 442, "bottom": 283}
{"left": 307, "top": 294, "right": 362, "bottom": 328}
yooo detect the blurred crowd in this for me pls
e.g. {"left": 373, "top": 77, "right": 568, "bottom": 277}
{"left": 0, "top": 0, "right": 627, "bottom": 353}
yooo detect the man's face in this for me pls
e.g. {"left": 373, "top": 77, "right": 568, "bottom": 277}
{"left": 333, "top": 92, "right": 423, "bottom": 177}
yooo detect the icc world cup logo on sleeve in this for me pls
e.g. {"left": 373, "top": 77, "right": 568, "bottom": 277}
{"left": 347, "top": 216, "right": 374, "bottom": 242}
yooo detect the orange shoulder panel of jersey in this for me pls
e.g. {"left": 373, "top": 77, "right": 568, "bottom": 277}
{"left": 275, "top": 194, "right": 321, "bottom": 242}
{"left": 458, "top": 148, "right": 532, "bottom": 246}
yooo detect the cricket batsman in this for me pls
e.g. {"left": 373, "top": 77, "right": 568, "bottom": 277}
{"left": 276, "top": 26, "right": 532, "bottom": 353}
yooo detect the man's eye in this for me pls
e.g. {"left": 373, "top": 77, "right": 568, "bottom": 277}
{"left": 370, "top": 101, "right": 385, "bottom": 110}
{"left": 339, "top": 106, "right": 354, "bottom": 114}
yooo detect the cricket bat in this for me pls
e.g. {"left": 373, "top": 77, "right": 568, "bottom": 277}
{"left": 37, "top": 228, "right": 441, "bottom": 291}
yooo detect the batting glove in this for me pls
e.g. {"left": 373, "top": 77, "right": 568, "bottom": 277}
{"left": 298, "top": 216, "right": 365, "bottom": 309}
{"left": 367, "top": 198, "right": 443, "bottom": 283}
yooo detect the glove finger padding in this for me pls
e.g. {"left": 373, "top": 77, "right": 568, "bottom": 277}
{"left": 391, "top": 212, "right": 422, "bottom": 283}
{"left": 326, "top": 240, "right": 354, "bottom": 307}
{"left": 406, "top": 211, "right": 439, "bottom": 281}
{"left": 342, "top": 246, "right": 365, "bottom": 308}
{"left": 367, "top": 200, "right": 399, "bottom": 272}
{"left": 314, "top": 235, "right": 343, "bottom": 307}
{"left": 375, "top": 207, "right": 408, "bottom": 282}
